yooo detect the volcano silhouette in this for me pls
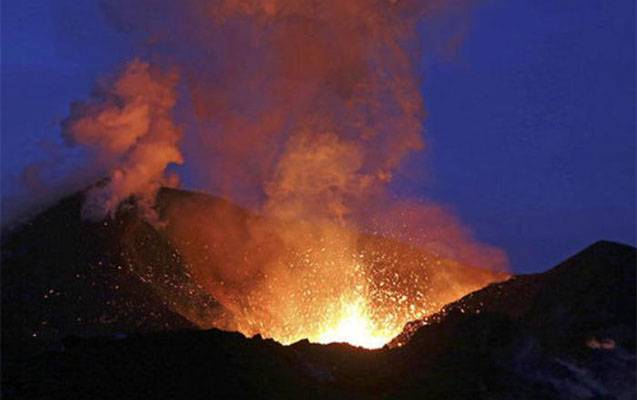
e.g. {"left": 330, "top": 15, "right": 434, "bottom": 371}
{"left": 2, "top": 188, "right": 635, "bottom": 399}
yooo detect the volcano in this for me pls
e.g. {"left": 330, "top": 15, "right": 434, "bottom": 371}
{"left": 2, "top": 189, "right": 635, "bottom": 399}
{"left": 1, "top": 187, "right": 506, "bottom": 352}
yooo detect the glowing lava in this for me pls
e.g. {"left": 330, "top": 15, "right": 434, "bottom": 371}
{"left": 314, "top": 296, "right": 398, "bottom": 349}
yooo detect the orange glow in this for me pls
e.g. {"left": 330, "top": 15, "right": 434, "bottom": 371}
{"left": 157, "top": 200, "right": 508, "bottom": 349}
{"left": 314, "top": 295, "right": 397, "bottom": 349}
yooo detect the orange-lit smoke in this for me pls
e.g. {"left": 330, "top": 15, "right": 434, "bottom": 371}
{"left": 69, "top": 0, "right": 507, "bottom": 347}
{"left": 62, "top": 60, "right": 182, "bottom": 221}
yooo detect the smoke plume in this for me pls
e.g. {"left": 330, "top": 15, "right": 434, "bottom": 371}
{"left": 62, "top": 59, "right": 182, "bottom": 221}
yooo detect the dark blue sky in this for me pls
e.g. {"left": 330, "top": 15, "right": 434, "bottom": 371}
{"left": 2, "top": 0, "right": 635, "bottom": 273}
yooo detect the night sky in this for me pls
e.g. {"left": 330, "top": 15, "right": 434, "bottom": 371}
{"left": 2, "top": 0, "right": 635, "bottom": 273}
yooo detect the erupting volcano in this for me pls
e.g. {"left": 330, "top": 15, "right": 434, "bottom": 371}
{"left": 3, "top": 1, "right": 636, "bottom": 398}
{"left": 45, "top": 0, "right": 509, "bottom": 348}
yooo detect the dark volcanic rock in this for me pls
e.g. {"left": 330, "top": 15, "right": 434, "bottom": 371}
{"left": 388, "top": 240, "right": 637, "bottom": 399}
{"left": 1, "top": 190, "right": 223, "bottom": 358}
{"left": 2, "top": 239, "right": 635, "bottom": 399}
{"left": 395, "top": 240, "right": 636, "bottom": 350}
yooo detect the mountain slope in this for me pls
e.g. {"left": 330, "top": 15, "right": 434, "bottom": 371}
{"left": 394, "top": 240, "right": 636, "bottom": 350}
{"left": 384, "top": 240, "right": 636, "bottom": 398}
{"left": 1, "top": 190, "right": 222, "bottom": 358}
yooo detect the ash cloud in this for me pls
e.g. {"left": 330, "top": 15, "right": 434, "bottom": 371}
{"left": 101, "top": 0, "right": 434, "bottom": 210}
{"left": 97, "top": 1, "right": 479, "bottom": 223}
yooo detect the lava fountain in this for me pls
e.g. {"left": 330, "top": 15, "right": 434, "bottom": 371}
{"left": 315, "top": 294, "right": 396, "bottom": 349}
{"left": 158, "top": 196, "right": 508, "bottom": 349}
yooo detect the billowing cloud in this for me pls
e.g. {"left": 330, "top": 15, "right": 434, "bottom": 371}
{"left": 62, "top": 59, "right": 182, "bottom": 221}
